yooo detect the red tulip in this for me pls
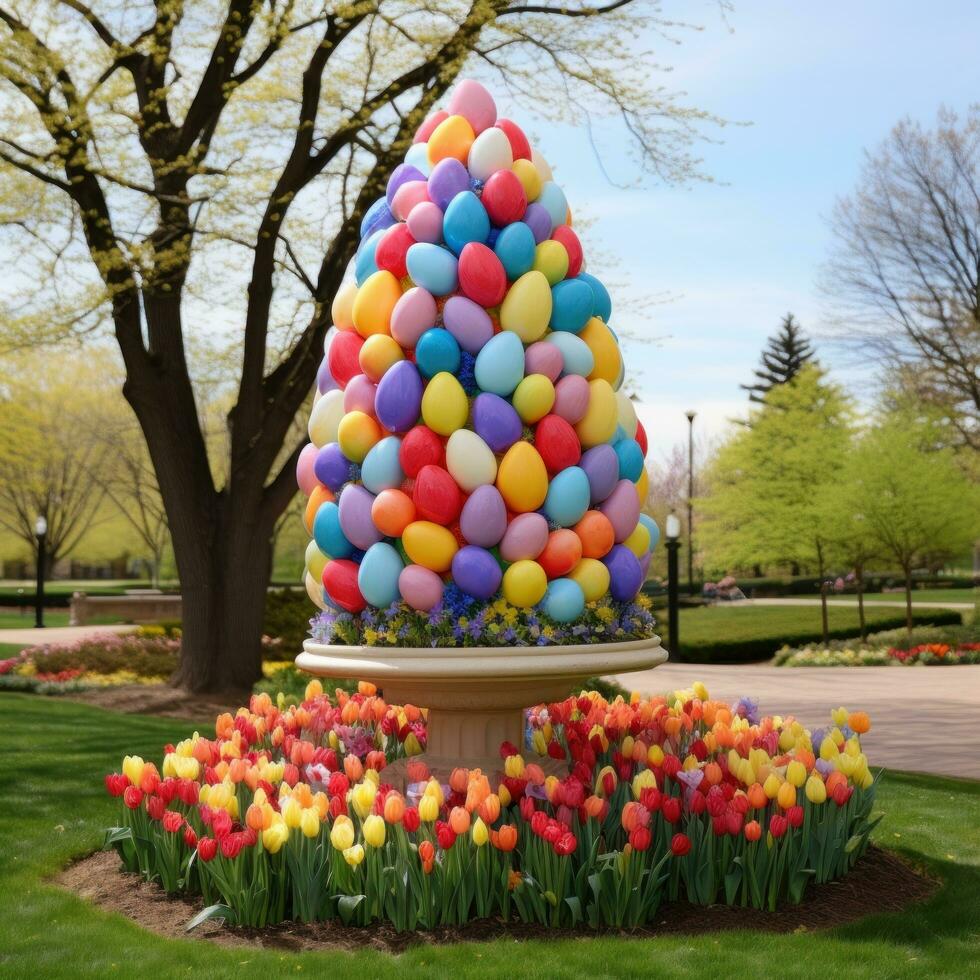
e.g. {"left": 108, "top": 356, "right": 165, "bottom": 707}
{"left": 123, "top": 785, "right": 143, "bottom": 810}
{"left": 629, "top": 826, "right": 652, "bottom": 852}
{"left": 146, "top": 795, "right": 165, "bottom": 821}
{"left": 554, "top": 831, "right": 577, "bottom": 856}
{"left": 769, "top": 814, "right": 788, "bottom": 839}
{"left": 105, "top": 773, "right": 127, "bottom": 797}
{"left": 661, "top": 797, "right": 681, "bottom": 824}
{"left": 670, "top": 832, "right": 692, "bottom": 857}
{"left": 530, "top": 810, "right": 549, "bottom": 837}
{"left": 197, "top": 837, "right": 218, "bottom": 862}
{"left": 435, "top": 821, "right": 457, "bottom": 850}
{"left": 183, "top": 826, "right": 198, "bottom": 849}
{"left": 402, "top": 807, "right": 421, "bottom": 833}
{"left": 787, "top": 805, "right": 804, "bottom": 829}
{"left": 744, "top": 820, "right": 762, "bottom": 842}
{"left": 162, "top": 810, "right": 184, "bottom": 834}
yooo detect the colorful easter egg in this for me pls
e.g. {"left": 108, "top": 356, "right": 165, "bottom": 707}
{"left": 427, "top": 114, "right": 476, "bottom": 166}
{"left": 371, "top": 488, "right": 416, "bottom": 538}
{"left": 445, "top": 428, "right": 497, "bottom": 493}
{"left": 575, "top": 379, "right": 618, "bottom": 447}
{"left": 398, "top": 564, "right": 444, "bottom": 611}
{"left": 474, "top": 331, "right": 525, "bottom": 396}
{"left": 374, "top": 360, "right": 424, "bottom": 433}
{"left": 402, "top": 520, "right": 459, "bottom": 573}
{"left": 499, "top": 512, "right": 550, "bottom": 563}
{"left": 512, "top": 373, "right": 555, "bottom": 424}
{"left": 459, "top": 485, "right": 508, "bottom": 547}
{"left": 443, "top": 295, "right": 494, "bottom": 354}
{"left": 471, "top": 392, "right": 523, "bottom": 453}
{"left": 567, "top": 557, "right": 610, "bottom": 602}
{"left": 541, "top": 578, "right": 585, "bottom": 623}
{"left": 420, "top": 371, "right": 469, "bottom": 436}
{"left": 502, "top": 559, "right": 547, "bottom": 607}
{"left": 360, "top": 436, "right": 404, "bottom": 494}
{"left": 413, "top": 464, "right": 463, "bottom": 525}
{"left": 358, "top": 542, "right": 403, "bottom": 608}
{"left": 451, "top": 545, "right": 502, "bottom": 599}
{"left": 352, "top": 270, "right": 402, "bottom": 337}
{"left": 543, "top": 465, "right": 591, "bottom": 527}
{"left": 534, "top": 414, "right": 581, "bottom": 473}
{"left": 496, "top": 442, "right": 548, "bottom": 513}
{"left": 500, "top": 270, "right": 552, "bottom": 343}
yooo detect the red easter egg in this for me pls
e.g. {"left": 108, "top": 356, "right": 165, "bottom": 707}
{"left": 399, "top": 425, "right": 445, "bottom": 478}
{"left": 414, "top": 110, "right": 448, "bottom": 144}
{"left": 413, "top": 464, "right": 462, "bottom": 525}
{"left": 495, "top": 118, "right": 532, "bottom": 161}
{"left": 552, "top": 225, "right": 583, "bottom": 278}
{"left": 481, "top": 170, "right": 527, "bottom": 227}
{"left": 538, "top": 529, "right": 583, "bottom": 579}
{"left": 322, "top": 559, "right": 366, "bottom": 613}
{"left": 634, "top": 419, "right": 648, "bottom": 457}
{"left": 327, "top": 330, "right": 365, "bottom": 388}
{"left": 534, "top": 414, "right": 582, "bottom": 473}
{"left": 375, "top": 223, "right": 416, "bottom": 279}
{"left": 458, "top": 242, "right": 507, "bottom": 307}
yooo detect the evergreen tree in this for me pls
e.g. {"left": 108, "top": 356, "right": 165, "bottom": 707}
{"left": 742, "top": 314, "right": 816, "bottom": 402}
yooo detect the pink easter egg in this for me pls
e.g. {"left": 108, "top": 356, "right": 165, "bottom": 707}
{"left": 343, "top": 374, "right": 378, "bottom": 416}
{"left": 553, "top": 374, "right": 591, "bottom": 424}
{"left": 523, "top": 341, "right": 563, "bottom": 383}
{"left": 407, "top": 201, "right": 444, "bottom": 244}
{"left": 391, "top": 180, "right": 430, "bottom": 221}
{"left": 499, "top": 512, "right": 549, "bottom": 562}
{"left": 599, "top": 479, "right": 642, "bottom": 543}
{"left": 448, "top": 79, "right": 497, "bottom": 135}
{"left": 398, "top": 564, "right": 445, "bottom": 611}
{"left": 414, "top": 110, "right": 448, "bottom": 144}
{"left": 390, "top": 287, "right": 437, "bottom": 349}
{"left": 296, "top": 443, "right": 319, "bottom": 496}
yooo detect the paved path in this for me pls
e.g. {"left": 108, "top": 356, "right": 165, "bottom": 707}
{"left": 613, "top": 661, "right": 980, "bottom": 780}
{"left": 0, "top": 624, "right": 134, "bottom": 646}
{"left": 737, "top": 597, "right": 976, "bottom": 611}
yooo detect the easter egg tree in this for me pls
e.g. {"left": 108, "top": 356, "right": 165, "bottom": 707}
{"left": 296, "top": 79, "right": 666, "bottom": 781}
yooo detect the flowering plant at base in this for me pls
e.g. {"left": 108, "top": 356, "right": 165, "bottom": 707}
{"left": 103, "top": 680, "right": 879, "bottom": 931}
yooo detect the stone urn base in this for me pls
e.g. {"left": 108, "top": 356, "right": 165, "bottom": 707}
{"left": 296, "top": 636, "right": 668, "bottom": 788}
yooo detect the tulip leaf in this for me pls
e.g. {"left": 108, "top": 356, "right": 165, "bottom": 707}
{"left": 564, "top": 896, "right": 582, "bottom": 926}
{"left": 103, "top": 826, "right": 133, "bottom": 848}
{"left": 338, "top": 894, "right": 365, "bottom": 926}
{"left": 185, "top": 904, "right": 234, "bottom": 932}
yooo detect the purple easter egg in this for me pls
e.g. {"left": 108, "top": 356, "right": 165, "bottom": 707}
{"left": 580, "top": 445, "right": 620, "bottom": 505}
{"left": 523, "top": 341, "right": 563, "bottom": 382}
{"left": 599, "top": 479, "right": 641, "bottom": 541}
{"left": 317, "top": 354, "right": 338, "bottom": 394}
{"left": 386, "top": 163, "right": 426, "bottom": 205}
{"left": 523, "top": 202, "right": 552, "bottom": 244}
{"left": 638, "top": 550, "right": 652, "bottom": 581}
{"left": 428, "top": 158, "right": 470, "bottom": 210}
{"left": 451, "top": 545, "right": 503, "bottom": 600}
{"left": 500, "top": 512, "right": 549, "bottom": 562}
{"left": 314, "top": 443, "right": 353, "bottom": 492}
{"left": 443, "top": 296, "right": 494, "bottom": 354}
{"left": 553, "top": 375, "right": 591, "bottom": 423}
{"left": 603, "top": 544, "right": 643, "bottom": 601}
{"left": 391, "top": 287, "right": 437, "bottom": 349}
{"left": 407, "top": 201, "right": 444, "bottom": 244}
{"left": 343, "top": 374, "right": 377, "bottom": 416}
{"left": 472, "top": 392, "right": 523, "bottom": 453}
{"left": 375, "top": 360, "right": 424, "bottom": 433}
{"left": 460, "top": 485, "right": 508, "bottom": 547}
{"left": 338, "top": 484, "right": 381, "bottom": 551}
{"left": 399, "top": 564, "right": 444, "bottom": 611}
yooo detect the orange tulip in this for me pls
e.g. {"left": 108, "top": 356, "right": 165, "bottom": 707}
{"left": 407, "top": 759, "right": 430, "bottom": 784}
{"left": 449, "top": 768, "right": 470, "bottom": 794}
{"left": 848, "top": 711, "right": 871, "bottom": 734}
{"left": 478, "top": 794, "right": 501, "bottom": 825}
{"left": 744, "top": 820, "right": 762, "bottom": 842}
{"left": 344, "top": 755, "right": 364, "bottom": 783}
{"left": 492, "top": 825, "right": 518, "bottom": 852}
{"left": 703, "top": 762, "right": 723, "bottom": 786}
{"left": 358, "top": 681, "right": 377, "bottom": 697}
{"left": 449, "top": 806, "right": 470, "bottom": 835}
{"left": 245, "top": 803, "right": 265, "bottom": 832}
{"left": 747, "top": 783, "right": 768, "bottom": 810}
{"left": 383, "top": 792, "right": 406, "bottom": 824}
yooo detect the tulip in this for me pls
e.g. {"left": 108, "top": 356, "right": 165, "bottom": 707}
{"left": 747, "top": 783, "right": 767, "bottom": 809}
{"left": 383, "top": 792, "right": 406, "bottom": 824}
{"left": 402, "top": 807, "right": 421, "bottom": 833}
{"left": 281, "top": 797, "right": 302, "bottom": 829}
{"left": 197, "top": 836, "right": 218, "bottom": 861}
{"left": 786, "top": 760, "right": 807, "bottom": 787}
{"left": 262, "top": 821, "right": 289, "bottom": 854}
{"left": 769, "top": 814, "right": 787, "bottom": 839}
{"left": 763, "top": 772, "right": 782, "bottom": 799}
{"left": 162, "top": 810, "right": 183, "bottom": 833}
{"left": 497, "top": 783, "right": 512, "bottom": 808}
{"left": 300, "top": 808, "right": 320, "bottom": 839}
{"left": 449, "top": 806, "right": 470, "bottom": 835}
{"left": 647, "top": 744, "right": 665, "bottom": 766}
{"left": 330, "top": 816, "right": 355, "bottom": 851}
{"left": 472, "top": 817, "right": 489, "bottom": 847}
{"left": 744, "top": 820, "right": 762, "bottom": 842}
{"left": 123, "top": 785, "right": 143, "bottom": 810}
{"left": 629, "top": 826, "right": 651, "bottom": 852}
{"left": 478, "top": 794, "right": 501, "bottom": 825}
{"left": 449, "top": 768, "right": 469, "bottom": 793}
{"left": 504, "top": 754, "right": 526, "bottom": 779}
{"left": 418, "top": 839, "right": 435, "bottom": 864}
{"left": 631, "top": 768, "right": 656, "bottom": 799}
{"left": 777, "top": 781, "right": 797, "bottom": 810}
{"left": 418, "top": 794, "right": 440, "bottom": 823}
{"left": 492, "top": 824, "right": 518, "bottom": 852}
{"left": 661, "top": 797, "right": 681, "bottom": 824}
{"left": 245, "top": 803, "right": 265, "bottom": 832}
{"left": 436, "top": 822, "right": 457, "bottom": 850}
{"left": 805, "top": 774, "right": 827, "bottom": 804}
{"left": 786, "top": 804, "right": 804, "bottom": 828}
{"left": 343, "top": 844, "right": 365, "bottom": 867}
{"left": 122, "top": 755, "right": 145, "bottom": 788}
{"left": 351, "top": 780, "right": 377, "bottom": 819}
{"left": 344, "top": 754, "right": 364, "bottom": 783}
{"left": 848, "top": 711, "right": 871, "bottom": 734}
{"left": 670, "top": 833, "right": 691, "bottom": 857}
{"left": 363, "top": 814, "right": 386, "bottom": 848}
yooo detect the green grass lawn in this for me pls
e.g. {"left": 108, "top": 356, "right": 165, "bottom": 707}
{"left": 0, "top": 693, "right": 977, "bottom": 979}
{"left": 0, "top": 611, "right": 126, "bottom": 630}
{"left": 829, "top": 589, "right": 977, "bottom": 606}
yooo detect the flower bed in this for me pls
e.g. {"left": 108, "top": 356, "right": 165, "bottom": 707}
{"left": 774, "top": 624, "right": 980, "bottom": 667}
{"left": 103, "top": 682, "right": 879, "bottom": 931}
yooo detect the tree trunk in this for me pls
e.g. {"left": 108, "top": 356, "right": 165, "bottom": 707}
{"left": 904, "top": 564, "right": 914, "bottom": 635}
{"left": 855, "top": 561, "right": 866, "bottom": 643}
{"left": 816, "top": 539, "right": 828, "bottom": 645}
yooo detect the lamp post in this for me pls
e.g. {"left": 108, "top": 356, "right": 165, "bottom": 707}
{"left": 34, "top": 515, "right": 47, "bottom": 629}
{"left": 664, "top": 511, "right": 681, "bottom": 660}
{"left": 685, "top": 410, "right": 696, "bottom": 595}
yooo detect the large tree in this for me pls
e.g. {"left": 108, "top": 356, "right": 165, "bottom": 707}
{"left": 824, "top": 106, "right": 980, "bottom": 451}
{"left": 740, "top": 313, "right": 815, "bottom": 403}
{"left": 0, "top": 1, "right": 722, "bottom": 691}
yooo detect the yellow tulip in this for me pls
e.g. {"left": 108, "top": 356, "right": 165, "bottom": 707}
{"left": 778, "top": 728, "right": 796, "bottom": 752}
{"left": 632, "top": 769, "right": 656, "bottom": 798}
{"left": 363, "top": 814, "right": 386, "bottom": 848}
{"left": 805, "top": 775, "right": 827, "bottom": 804}
{"left": 531, "top": 729, "right": 548, "bottom": 756}
{"left": 364, "top": 768, "right": 380, "bottom": 787}
{"left": 330, "top": 816, "right": 355, "bottom": 851}
{"left": 305, "top": 678, "right": 323, "bottom": 700}
{"left": 404, "top": 733, "right": 423, "bottom": 756}
{"left": 859, "top": 769, "right": 874, "bottom": 790}
{"left": 300, "top": 808, "right": 320, "bottom": 839}
{"left": 351, "top": 781, "right": 377, "bottom": 819}
{"left": 343, "top": 844, "right": 365, "bottom": 867}
{"left": 831, "top": 706, "right": 849, "bottom": 727}
{"left": 282, "top": 797, "right": 303, "bottom": 829}
{"left": 122, "top": 755, "right": 145, "bottom": 787}
{"left": 498, "top": 783, "right": 512, "bottom": 808}
{"left": 786, "top": 760, "right": 807, "bottom": 787}
{"left": 423, "top": 778, "right": 445, "bottom": 806}
{"left": 777, "top": 781, "right": 797, "bottom": 810}
{"left": 763, "top": 773, "right": 782, "bottom": 799}
{"left": 621, "top": 735, "right": 635, "bottom": 758}
{"left": 472, "top": 818, "right": 489, "bottom": 847}
{"left": 682, "top": 754, "right": 699, "bottom": 772}
{"left": 504, "top": 754, "right": 526, "bottom": 779}
{"left": 845, "top": 737, "right": 862, "bottom": 757}
{"left": 262, "top": 820, "right": 289, "bottom": 854}
{"left": 819, "top": 736, "right": 839, "bottom": 761}
{"left": 418, "top": 794, "right": 440, "bottom": 823}
{"left": 647, "top": 744, "right": 665, "bottom": 766}
{"left": 692, "top": 681, "right": 709, "bottom": 701}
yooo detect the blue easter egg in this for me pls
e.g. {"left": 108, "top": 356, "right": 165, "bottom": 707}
{"left": 474, "top": 331, "right": 525, "bottom": 396}
{"left": 541, "top": 578, "right": 585, "bottom": 623}
{"left": 415, "top": 328, "right": 461, "bottom": 379}
{"left": 493, "top": 222, "right": 536, "bottom": 280}
{"left": 451, "top": 545, "right": 503, "bottom": 600}
{"left": 443, "top": 191, "right": 491, "bottom": 255}
{"left": 547, "top": 331, "right": 595, "bottom": 378}
{"left": 602, "top": 544, "right": 643, "bottom": 602}
{"left": 360, "top": 196, "right": 395, "bottom": 239}
{"left": 576, "top": 272, "right": 612, "bottom": 322}
{"left": 549, "top": 279, "right": 594, "bottom": 333}
{"left": 357, "top": 542, "right": 404, "bottom": 607}
{"left": 537, "top": 182, "right": 568, "bottom": 232}
{"left": 406, "top": 243, "right": 459, "bottom": 296}
{"left": 615, "top": 438, "right": 644, "bottom": 482}
{"left": 360, "top": 436, "right": 404, "bottom": 494}
{"left": 638, "top": 513, "right": 660, "bottom": 552}
{"left": 543, "top": 465, "right": 590, "bottom": 527}
{"left": 312, "top": 501, "right": 353, "bottom": 559}
{"left": 355, "top": 228, "right": 384, "bottom": 285}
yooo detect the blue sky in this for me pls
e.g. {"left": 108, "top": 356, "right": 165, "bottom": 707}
{"left": 509, "top": 1, "right": 980, "bottom": 459}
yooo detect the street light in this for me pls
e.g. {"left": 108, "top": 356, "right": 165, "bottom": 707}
{"left": 664, "top": 511, "right": 681, "bottom": 660}
{"left": 34, "top": 515, "right": 48, "bottom": 629}
{"left": 685, "top": 410, "right": 696, "bottom": 595}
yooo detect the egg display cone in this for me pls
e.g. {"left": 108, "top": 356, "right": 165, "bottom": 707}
{"left": 297, "top": 78, "right": 659, "bottom": 636}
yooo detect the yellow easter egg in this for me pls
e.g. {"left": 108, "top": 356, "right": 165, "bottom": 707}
{"left": 574, "top": 379, "right": 617, "bottom": 448}
{"left": 623, "top": 522, "right": 650, "bottom": 558}
{"left": 500, "top": 270, "right": 553, "bottom": 343}
{"left": 352, "top": 270, "right": 402, "bottom": 338}
{"left": 502, "top": 560, "right": 548, "bottom": 608}
{"left": 567, "top": 558, "right": 611, "bottom": 602}
{"left": 308, "top": 388, "right": 345, "bottom": 446}
{"left": 402, "top": 520, "right": 459, "bottom": 573}
{"left": 305, "top": 539, "right": 329, "bottom": 581}
{"left": 496, "top": 442, "right": 548, "bottom": 513}
{"left": 427, "top": 114, "right": 476, "bottom": 166}
{"left": 512, "top": 158, "right": 542, "bottom": 201}
{"left": 331, "top": 280, "right": 358, "bottom": 331}
{"left": 337, "top": 410, "right": 382, "bottom": 463}
{"left": 420, "top": 371, "right": 469, "bottom": 436}
{"left": 305, "top": 569, "right": 327, "bottom": 610}
{"left": 358, "top": 333, "right": 404, "bottom": 383}
{"left": 580, "top": 316, "right": 622, "bottom": 385}
{"left": 512, "top": 374, "right": 556, "bottom": 424}
{"left": 615, "top": 389, "right": 638, "bottom": 438}
{"left": 532, "top": 240, "right": 569, "bottom": 286}
{"left": 635, "top": 467, "right": 649, "bottom": 503}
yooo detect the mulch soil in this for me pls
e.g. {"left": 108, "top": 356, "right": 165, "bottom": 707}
{"left": 65, "top": 684, "right": 245, "bottom": 721}
{"left": 56, "top": 846, "right": 937, "bottom": 954}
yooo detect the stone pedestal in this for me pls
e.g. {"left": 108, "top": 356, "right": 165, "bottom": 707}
{"left": 296, "top": 636, "right": 668, "bottom": 788}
